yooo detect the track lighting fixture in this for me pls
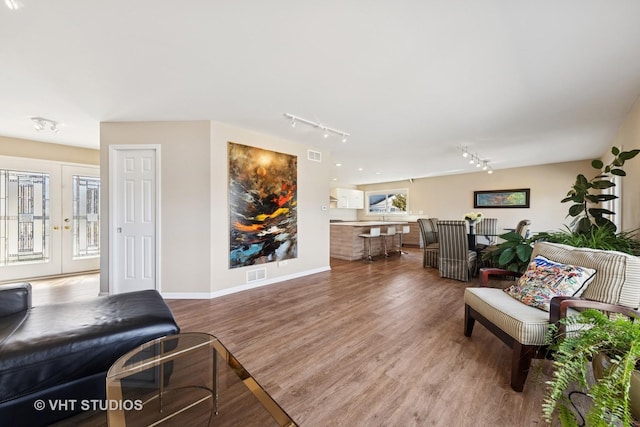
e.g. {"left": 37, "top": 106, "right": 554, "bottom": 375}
{"left": 284, "top": 113, "right": 350, "bottom": 142}
{"left": 31, "top": 117, "right": 59, "bottom": 133}
{"left": 458, "top": 146, "right": 493, "bottom": 174}
{"left": 5, "top": 0, "right": 23, "bottom": 10}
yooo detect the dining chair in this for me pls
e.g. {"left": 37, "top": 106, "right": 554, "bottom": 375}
{"left": 417, "top": 218, "right": 439, "bottom": 268}
{"left": 475, "top": 217, "right": 499, "bottom": 268}
{"left": 515, "top": 219, "right": 532, "bottom": 238}
{"left": 436, "top": 220, "right": 477, "bottom": 282}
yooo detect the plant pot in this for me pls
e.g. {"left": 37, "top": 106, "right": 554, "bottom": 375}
{"left": 593, "top": 352, "right": 640, "bottom": 420}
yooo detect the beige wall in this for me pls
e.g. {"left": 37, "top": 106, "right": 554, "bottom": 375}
{"left": 100, "top": 121, "right": 212, "bottom": 295}
{"left": 611, "top": 96, "right": 640, "bottom": 232}
{"left": 358, "top": 160, "right": 593, "bottom": 235}
{"left": 209, "top": 122, "right": 331, "bottom": 296}
{"left": 0, "top": 135, "right": 99, "bottom": 164}
{"left": 100, "top": 120, "right": 331, "bottom": 297}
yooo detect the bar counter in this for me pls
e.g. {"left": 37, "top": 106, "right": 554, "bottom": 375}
{"left": 330, "top": 221, "right": 408, "bottom": 261}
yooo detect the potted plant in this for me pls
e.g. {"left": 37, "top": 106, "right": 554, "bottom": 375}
{"left": 562, "top": 146, "right": 639, "bottom": 234}
{"left": 485, "top": 146, "right": 640, "bottom": 271}
{"left": 483, "top": 230, "right": 535, "bottom": 273}
{"left": 543, "top": 309, "right": 640, "bottom": 426}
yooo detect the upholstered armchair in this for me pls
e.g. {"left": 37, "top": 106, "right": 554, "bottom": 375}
{"left": 436, "top": 220, "right": 477, "bottom": 281}
{"left": 417, "top": 218, "right": 439, "bottom": 268}
{"left": 464, "top": 241, "right": 640, "bottom": 391}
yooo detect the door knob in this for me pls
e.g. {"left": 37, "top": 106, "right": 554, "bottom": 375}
{"left": 53, "top": 226, "right": 60, "bottom": 231}
{"left": 64, "top": 226, "right": 71, "bottom": 230}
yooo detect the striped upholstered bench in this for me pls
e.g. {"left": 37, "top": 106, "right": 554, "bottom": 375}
{"left": 464, "top": 241, "right": 640, "bottom": 391}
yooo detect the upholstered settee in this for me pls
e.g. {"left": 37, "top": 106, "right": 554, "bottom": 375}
{"left": 464, "top": 241, "right": 640, "bottom": 391}
{"left": 0, "top": 283, "right": 180, "bottom": 426}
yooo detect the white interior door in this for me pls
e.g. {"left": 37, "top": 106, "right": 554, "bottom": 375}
{"left": 61, "top": 165, "right": 101, "bottom": 274}
{"left": 110, "top": 147, "right": 159, "bottom": 294}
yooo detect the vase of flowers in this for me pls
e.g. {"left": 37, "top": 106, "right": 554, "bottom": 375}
{"left": 463, "top": 212, "right": 483, "bottom": 248}
{"left": 463, "top": 212, "right": 483, "bottom": 225}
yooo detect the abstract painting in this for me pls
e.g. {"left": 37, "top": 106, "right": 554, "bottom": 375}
{"left": 228, "top": 142, "right": 297, "bottom": 268}
{"left": 474, "top": 188, "right": 530, "bottom": 208}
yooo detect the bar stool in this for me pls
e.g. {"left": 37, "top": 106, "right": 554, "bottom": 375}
{"left": 381, "top": 226, "right": 395, "bottom": 256}
{"left": 397, "top": 225, "right": 410, "bottom": 254}
{"left": 359, "top": 227, "right": 382, "bottom": 261}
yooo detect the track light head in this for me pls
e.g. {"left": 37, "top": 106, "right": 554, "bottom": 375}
{"left": 31, "top": 117, "right": 59, "bottom": 133}
{"left": 284, "top": 113, "right": 350, "bottom": 142}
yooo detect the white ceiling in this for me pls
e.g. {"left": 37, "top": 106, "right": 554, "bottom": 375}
{"left": 2, "top": 1, "right": 640, "bottom": 185}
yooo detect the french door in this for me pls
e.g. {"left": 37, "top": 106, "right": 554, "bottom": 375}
{"left": 0, "top": 157, "right": 100, "bottom": 282}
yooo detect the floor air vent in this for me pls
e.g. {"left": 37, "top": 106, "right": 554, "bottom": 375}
{"left": 246, "top": 268, "right": 266, "bottom": 283}
{"left": 307, "top": 150, "right": 321, "bottom": 162}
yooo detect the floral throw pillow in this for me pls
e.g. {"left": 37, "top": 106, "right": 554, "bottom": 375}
{"left": 503, "top": 255, "right": 597, "bottom": 311}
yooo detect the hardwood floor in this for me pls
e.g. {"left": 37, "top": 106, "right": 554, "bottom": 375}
{"left": 33, "top": 249, "right": 556, "bottom": 426}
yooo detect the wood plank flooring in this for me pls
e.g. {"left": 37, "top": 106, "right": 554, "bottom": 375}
{"left": 32, "top": 249, "right": 557, "bottom": 426}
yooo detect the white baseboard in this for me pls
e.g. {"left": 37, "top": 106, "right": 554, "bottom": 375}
{"left": 161, "top": 265, "right": 331, "bottom": 299}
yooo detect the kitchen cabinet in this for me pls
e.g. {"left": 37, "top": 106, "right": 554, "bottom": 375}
{"left": 332, "top": 188, "right": 364, "bottom": 209}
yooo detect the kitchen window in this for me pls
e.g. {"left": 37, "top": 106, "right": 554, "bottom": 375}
{"left": 365, "top": 189, "right": 408, "bottom": 215}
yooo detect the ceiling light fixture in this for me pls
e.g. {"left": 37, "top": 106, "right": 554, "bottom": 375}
{"left": 457, "top": 146, "right": 493, "bottom": 174}
{"left": 5, "top": 0, "right": 23, "bottom": 10}
{"left": 284, "top": 113, "right": 350, "bottom": 142}
{"left": 31, "top": 117, "right": 59, "bottom": 133}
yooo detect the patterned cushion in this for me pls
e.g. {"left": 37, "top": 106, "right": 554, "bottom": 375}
{"left": 503, "top": 255, "right": 596, "bottom": 311}
{"left": 532, "top": 242, "right": 640, "bottom": 309}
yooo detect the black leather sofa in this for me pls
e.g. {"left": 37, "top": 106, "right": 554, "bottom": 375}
{"left": 0, "top": 282, "right": 180, "bottom": 426}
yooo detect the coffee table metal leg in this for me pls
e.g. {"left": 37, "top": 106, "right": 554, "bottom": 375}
{"left": 212, "top": 345, "right": 218, "bottom": 415}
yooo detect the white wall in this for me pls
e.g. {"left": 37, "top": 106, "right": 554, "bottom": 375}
{"left": 209, "top": 122, "right": 331, "bottom": 297}
{"left": 358, "top": 160, "right": 593, "bottom": 235}
{"left": 100, "top": 120, "right": 331, "bottom": 298}
{"left": 611, "top": 96, "right": 640, "bottom": 232}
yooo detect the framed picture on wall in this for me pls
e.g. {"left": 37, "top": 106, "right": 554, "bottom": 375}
{"left": 474, "top": 188, "right": 530, "bottom": 208}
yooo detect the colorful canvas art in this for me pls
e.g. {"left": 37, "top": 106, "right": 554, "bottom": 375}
{"left": 228, "top": 142, "right": 297, "bottom": 268}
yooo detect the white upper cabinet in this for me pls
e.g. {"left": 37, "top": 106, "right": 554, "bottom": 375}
{"left": 332, "top": 188, "right": 364, "bottom": 209}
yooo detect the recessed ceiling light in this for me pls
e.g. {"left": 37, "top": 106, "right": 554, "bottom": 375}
{"left": 335, "top": 163, "right": 342, "bottom": 167}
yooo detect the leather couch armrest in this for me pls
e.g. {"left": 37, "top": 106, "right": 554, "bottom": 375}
{"left": 0, "top": 283, "right": 32, "bottom": 318}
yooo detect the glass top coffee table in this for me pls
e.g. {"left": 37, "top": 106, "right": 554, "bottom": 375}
{"left": 106, "top": 332, "right": 296, "bottom": 426}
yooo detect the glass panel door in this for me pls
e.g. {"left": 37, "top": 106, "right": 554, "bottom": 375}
{"left": 62, "top": 165, "right": 100, "bottom": 274}
{"left": 0, "top": 158, "right": 61, "bottom": 281}
{"left": 0, "top": 170, "right": 51, "bottom": 266}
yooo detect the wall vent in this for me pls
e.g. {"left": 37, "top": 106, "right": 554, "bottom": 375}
{"left": 246, "top": 268, "right": 267, "bottom": 283}
{"left": 307, "top": 150, "right": 322, "bottom": 162}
